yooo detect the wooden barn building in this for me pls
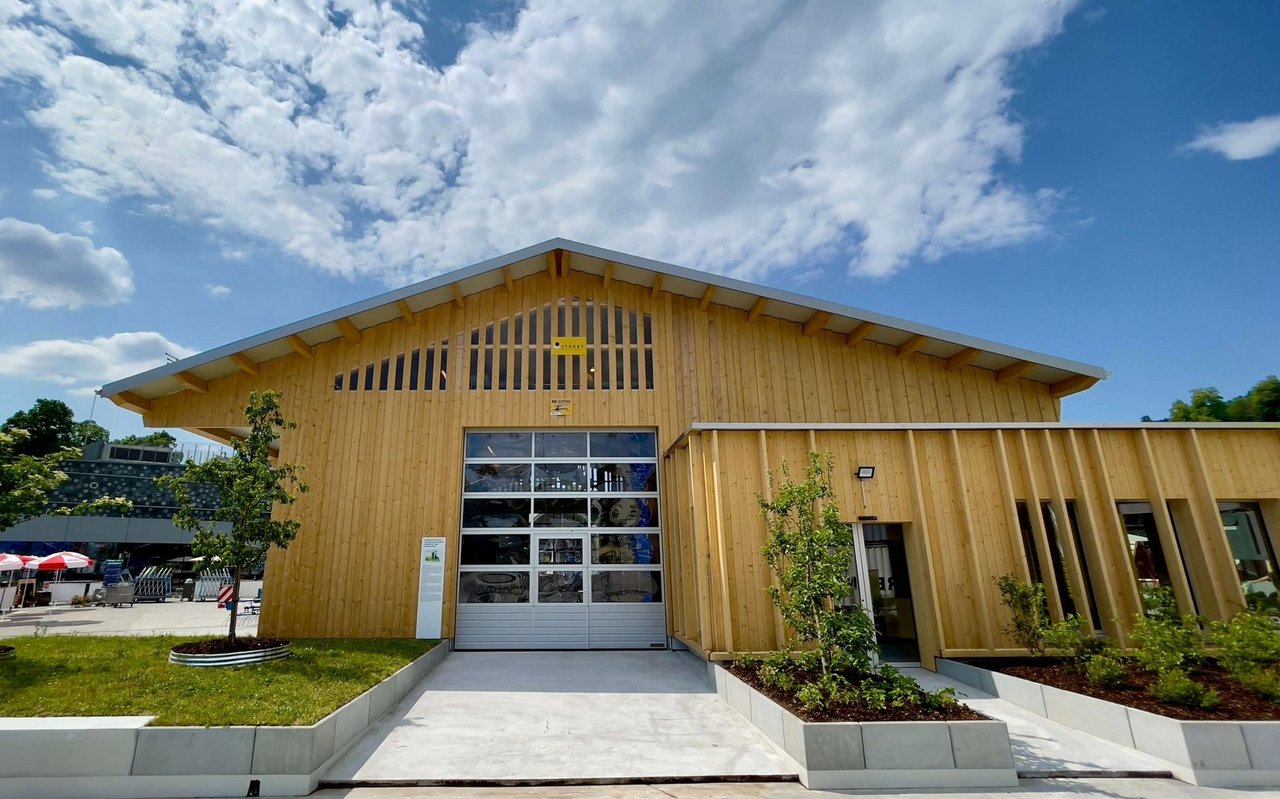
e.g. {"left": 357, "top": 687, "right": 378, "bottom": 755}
{"left": 102, "top": 240, "right": 1280, "bottom": 667}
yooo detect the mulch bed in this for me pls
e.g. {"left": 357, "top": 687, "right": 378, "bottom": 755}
{"left": 170, "top": 637, "right": 289, "bottom": 655}
{"left": 727, "top": 663, "right": 986, "bottom": 723}
{"left": 997, "top": 661, "right": 1280, "bottom": 721}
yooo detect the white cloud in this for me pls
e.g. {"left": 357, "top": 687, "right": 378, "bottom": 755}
{"left": 1, "top": 0, "right": 1078, "bottom": 282}
{"left": 0, "top": 331, "right": 197, "bottom": 395}
{"left": 31, "top": 188, "right": 58, "bottom": 199}
{"left": 205, "top": 283, "right": 231, "bottom": 298}
{"left": 1184, "top": 114, "right": 1280, "bottom": 161}
{"left": 76, "top": 220, "right": 94, "bottom": 234}
{"left": 0, "top": 217, "right": 134, "bottom": 309}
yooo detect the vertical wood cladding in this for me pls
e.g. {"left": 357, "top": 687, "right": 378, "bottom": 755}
{"left": 140, "top": 268, "right": 1125, "bottom": 640}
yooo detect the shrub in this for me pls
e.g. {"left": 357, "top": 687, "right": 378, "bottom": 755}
{"left": 1209, "top": 610, "right": 1280, "bottom": 702}
{"left": 1151, "top": 669, "right": 1220, "bottom": 709}
{"left": 1131, "top": 588, "right": 1205, "bottom": 674}
{"left": 1236, "top": 669, "right": 1280, "bottom": 703}
{"left": 1084, "top": 649, "right": 1128, "bottom": 689}
{"left": 1042, "top": 615, "right": 1104, "bottom": 666}
{"left": 994, "top": 574, "right": 1049, "bottom": 656}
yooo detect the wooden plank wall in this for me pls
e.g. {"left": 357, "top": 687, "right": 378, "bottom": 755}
{"left": 139, "top": 266, "right": 1059, "bottom": 639}
{"left": 667, "top": 426, "right": 1280, "bottom": 666}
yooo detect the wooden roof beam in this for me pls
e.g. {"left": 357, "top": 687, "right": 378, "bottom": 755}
{"left": 560, "top": 249, "right": 570, "bottom": 278}
{"left": 336, "top": 317, "right": 362, "bottom": 344}
{"left": 996, "top": 360, "right": 1034, "bottom": 384}
{"left": 746, "top": 296, "right": 767, "bottom": 323}
{"left": 946, "top": 347, "right": 981, "bottom": 372}
{"left": 229, "top": 352, "right": 260, "bottom": 376}
{"left": 698, "top": 285, "right": 716, "bottom": 312}
{"left": 651, "top": 274, "right": 664, "bottom": 298}
{"left": 845, "top": 321, "right": 876, "bottom": 346}
{"left": 1050, "top": 374, "right": 1099, "bottom": 398}
{"left": 802, "top": 310, "right": 832, "bottom": 337}
{"left": 174, "top": 370, "right": 208, "bottom": 394}
{"left": 895, "top": 334, "right": 928, "bottom": 359}
{"left": 450, "top": 283, "right": 465, "bottom": 309}
{"left": 603, "top": 261, "right": 614, "bottom": 290}
{"left": 501, "top": 265, "right": 514, "bottom": 293}
{"left": 396, "top": 299, "right": 416, "bottom": 325}
{"left": 112, "top": 391, "right": 151, "bottom": 413}
{"left": 288, "top": 334, "right": 313, "bottom": 359}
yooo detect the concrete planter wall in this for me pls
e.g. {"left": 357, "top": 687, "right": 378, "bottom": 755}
{"left": 0, "top": 641, "right": 450, "bottom": 799}
{"left": 938, "top": 658, "right": 1280, "bottom": 788}
{"left": 710, "top": 663, "right": 1017, "bottom": 789}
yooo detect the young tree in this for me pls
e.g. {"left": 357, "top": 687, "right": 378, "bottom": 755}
{"left": 0, "top": 428, "right": 131, "bottom": 530}
{"left": 758, "top": 451, "right": 876, "bottom": 677}
{"left": 159, "top": 391, "right": 307, "bottom": 643}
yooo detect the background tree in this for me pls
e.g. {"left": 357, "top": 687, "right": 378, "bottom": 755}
{"left": 159, "top": 391, "right": 307, "bottom": 643}
{"left": 1, "top": 428, "right": 131, "bottom": 530}
{"left": 113, "top": 431, "right": 178, "bottom": 448}
{"left": 72, "top": 420, "right": 111, "bottom": 447}
{"left": 1167, "top": 377, "right": 1280, "bottom": 422}
{"left": 2, "top": 399, "right": 77, "bottom": 457}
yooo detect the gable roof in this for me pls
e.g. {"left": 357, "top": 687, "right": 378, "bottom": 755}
{"left": 101, "top": 237, "right": 1107, "bottom": 411}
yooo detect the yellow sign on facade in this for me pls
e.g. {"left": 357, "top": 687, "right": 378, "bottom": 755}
{"left": 552, "top": 336, "right": 587, "bottom": 356}
{"left": 550, "top": 398, "right": 574, "bottom": 417}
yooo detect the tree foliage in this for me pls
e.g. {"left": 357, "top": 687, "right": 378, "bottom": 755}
{"left": 73, "top": 420, "right": 111, "bottom": 446}
{"left": 158, "top": 391, "right": 307, "bottom": 642}
{"left": 113, "top": 431, "right": 178, "bottom": 448}
{"left": 1162, "top": 376, "right": 1280, "bottom": 422}
{"left": 0, "top": 427, "right": 131, "bottom": 531}
{"left": 2, "top": 399, "right": 78, "bottom": 458}
{"left": 759, "top": 451, "right": 875, "bottom": 677}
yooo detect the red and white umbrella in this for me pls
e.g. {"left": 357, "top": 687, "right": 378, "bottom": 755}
{"left": 0, "top": 553, "right": 37, "bottom": 572}
{"left": 29, "top": 551, "right": 95, "bottom": 571}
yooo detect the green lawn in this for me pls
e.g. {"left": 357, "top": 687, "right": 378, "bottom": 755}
{"left": 0, "top": 636, "right": 436, "bottom": 726}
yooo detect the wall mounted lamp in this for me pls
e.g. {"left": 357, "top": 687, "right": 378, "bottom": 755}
{"left": 855, "top": 465, "right": 876, "bottom": 480}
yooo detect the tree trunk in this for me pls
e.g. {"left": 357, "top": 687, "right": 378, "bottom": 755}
{"left": 228, "top": 565, "right": 241, "bottom": 643}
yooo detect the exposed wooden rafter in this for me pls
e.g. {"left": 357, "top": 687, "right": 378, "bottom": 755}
{"left": 501, "top": 265, "right": 514, "bottom": 293}
{"left": 174, "top": 370, "right": 208, "bottom": 394}
{"left": 559, "top": 249, "right": 570, "bottom": 278}
{"left": 113, "top": 391, "right": 151, "bottom": 413}
{"left": 698, "top": 285, "right": 716, "bottom": 312}
{"left": 451, "top": 283, "right": 466, "bottom": 309}
{"left": 229, "top": 352, "right": 260, "bottom": 376}
{"left": 288, "top": 334, "right": 313, "bottom": 359}
{"left": 996, "top": 360, "right": 1034, "bottom": 384}
{"left": 546, "top": 251, "right": 557, "bottom": 280}
{"left": 1050, "top": 375, "right": 1099, "bottom": 398}
{"left": 602, "top": 261, "right": 614, "bottom": 290}
{"left": 746, "top": 296, "right": 767, "bottom": 323}
{"left": 895, "top": 334, "right": 928, "bottom": 359}
{"left": 946, "top": 347, "right": 981, "bottom": 372}
{"left": 336, "top": 317, "right": 362, "bottom": 344}
{"left": 651, "top": 274, "right": 664, "bottom": 298}
{"left": 396, "top": 300, "right": 416, "bottom": 325}
{"left": 802, "top": 311, "right": 832, "bottom": 337}
{"left": 845, "top": 321, "right": 876, "bottom": 346}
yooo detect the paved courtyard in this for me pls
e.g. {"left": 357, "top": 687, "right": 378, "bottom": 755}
{"left": 323, "top": 651, "right": 796, "bottom": 783}
{"left": 0, "top": 580, "right": 262, "bottom": 639}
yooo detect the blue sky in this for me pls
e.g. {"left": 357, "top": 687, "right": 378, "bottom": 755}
{"left": 0, "top": 1, "right": 1276, "bottom": 442}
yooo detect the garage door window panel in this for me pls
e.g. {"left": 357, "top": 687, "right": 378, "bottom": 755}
{"left": 459, "top": 572, "right": 530, "bottom": 603}
{"left": 592, "top": 571, "right": 662, "bottom": 603}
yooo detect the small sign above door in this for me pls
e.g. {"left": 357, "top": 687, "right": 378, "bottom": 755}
{"left": 552, "top": 336, "right": 587, "bottom": 356}
{"left": 550, "top": 398, "right": 574, "bottom": 417}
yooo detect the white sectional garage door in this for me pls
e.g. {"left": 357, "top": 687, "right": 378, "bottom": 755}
{"left": 454, "top": 430, "right": 666, "bottom": 650}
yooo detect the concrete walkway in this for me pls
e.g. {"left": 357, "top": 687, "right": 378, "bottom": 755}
{"left": 904, "top": 668, "right": 1175, "bottom": 777}
{"left": 323, "top": 651, "right": 796, "bottom": 783}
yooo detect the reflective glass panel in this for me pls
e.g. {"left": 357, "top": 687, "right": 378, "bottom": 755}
{"left": 1221, "top": 502, "right": 1279, "bottom": 614}
{"left": 533, "top": 497, "right": 589, "bottom": 527}
{"left": 464, "top": 463, "right": 530, "bottom": 493}
{"left": 460, "top": 535, "right": 530, "bottom": 565}
{"left": 590, "top": 463, "right": 657, "bottom": 492}
{"left": 538, "top": 570, "right": 584, "bottom": 603}
{"left": 1117, "top": 502, "right": 1188, "bottom": 610}
{"left": 592, "top": 534, "right": 660, "bottom": 564}
{"left": 591, "top": 570, "right": 662, "bottom": 602}
{"left": 458, "top": 571, "right": 530, "bottom": 603}
{"left": 462, "top": 498, "right": 530, "bottom": 528}
{"left": 535, "top": 432, "right": 587, "bottom": 458}
{"left": 589, "top": 432, "right": 655, "bottom": 458}
{"left": 533, "top": 463, "right": 589, "bottom": 492}
{"left": 592, "top": 497, "right": 659, "bottom": 528}
{"left": 538, "top": 538, "right": 584, "bottom": 565}
{"left": 466, "top": 432, "right": 531, "bottom": 458}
